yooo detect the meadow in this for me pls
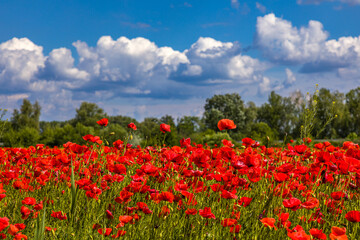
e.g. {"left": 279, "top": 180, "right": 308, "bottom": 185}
{"left": 0, "top": 119, "right": 359, "bottom": 239}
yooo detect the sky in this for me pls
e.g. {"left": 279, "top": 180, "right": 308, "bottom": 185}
{"left": 0, "top": 0, "right": 360, "bottom": 121}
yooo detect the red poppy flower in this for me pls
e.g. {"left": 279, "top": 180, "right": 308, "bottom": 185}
{"left": 97, "top": 118, "right": 109, "bottom": 126}
{"left": 98, "top": 228, "right": 112, "bottom": 236}
{"left": 294, "top": 145, "right": 308, "bottom": 154}
{"left": 238, "top": 197, "right": 252, "bottom": 207}
{"left": 199, "top": 207, "right": 216, "bottom": 219}
{"left": 260, "top": 218, "right": 277, "bottom": 230}
{"left": 222, "top": 139, "right": 234, "bottom": 147}
{"left": 8, "top": 224, "right": 20, "bottom": 236}
{"left": 158, "top": 191, "right": 175, "bottom": 203}
{"left": 119, "top": 215, "right": 133, "bottom": 224}
{"left": 330, "top": 226, "right": 348, "bottom": 240}
{"left": 221, "top": 190, "right": 238, "bottom": 199}
{"left": 106, "top": 210, "right": 114, "bottom": 219}
{"left": 14, "top": 233, "right": 28, "bottom": 240}
{"left": 185, "top": 209, "right": 197, "bottom": 215}
{"left": 20, "top": 206, "right": 31, "bottom": 220}
{"left": 217, "top": 119, "right": 236, "bottom": 131}
{"left": 230, "top": 224, "right": 241, "bottom": 233}
{"left": 287, "top": 229, "right": 311, "bottom": 240}
{"left": 283, "top": 197, "right": 302, "bottom": 211}
{"left": 345, "top": 210, "right": 360, "bottom": 222}
{"left": 127, "top": 122, "right": 137, "bottom": 130}
{"left": 301, "top": 197, "right": 319, "bottom": 210}
{"left": 331, "top": 191, "right": 346, "bottom": 200}
{"left": 21, "top": 197, "right": 36, "bottom": 206}
{"left": 309, "top": 228, "right": 327, "bottom": 240}
{"left": 221, "top": 218, "right": 237, "bottom": 227}
{"left": 242, "top": 138, "right": 255, "bottom": 147}
{"left": 0, "top": 217, "right": 9, "bottom": 231}
{"left": 50, "top": 211, "right": 67, "bottom": 220}
{"left": 0, "top": 194, "right": 5, "bottom": 201}
{"left": 112, "top": 229, "right": 126, "bottom": 238}
{"left": 160, "top": 123, "right": 171, "bottom": 133}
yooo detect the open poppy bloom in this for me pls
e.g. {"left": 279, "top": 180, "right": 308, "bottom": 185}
{"left": 160, "top": 123, "right": 171, "bottom": 133}
{"left": 330, "top": 226, "right": 348, "bottom": 240}
{"left": 199, "top": 207, "right": 216, "bottom": 219}
{"left": 127, "top": 122, "right": 137, "bottom": 130}
{"left": 260, "top": 218, "right": 277, "bottom": 230}
{"left": 97, "top": 118, "right": 109, "bottom": 126}
{"left": 345, "top": 210, "right": 360, "bottom": 222}
{"left": 217, "top": 119, "right": 236, "bottom": 131}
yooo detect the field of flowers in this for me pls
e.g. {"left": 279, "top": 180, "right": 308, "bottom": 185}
{"left": 0, "top": 118, "right": 359, "bottom": 239}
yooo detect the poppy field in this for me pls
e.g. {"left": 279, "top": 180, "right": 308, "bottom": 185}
{"left": 0, "top": 119, "right": 360, "bottom": 239}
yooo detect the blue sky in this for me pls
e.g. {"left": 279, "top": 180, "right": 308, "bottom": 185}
{"left": 1, "top": 0, "right": 360, "bottom": 121}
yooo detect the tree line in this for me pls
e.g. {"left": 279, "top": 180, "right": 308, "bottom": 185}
{"left": 1, "top": 87, "right": 360, "bottom": 147}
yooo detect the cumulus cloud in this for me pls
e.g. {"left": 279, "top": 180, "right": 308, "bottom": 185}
{"left": 0, "top": 37, "right": 45, "bottom": 92}
{"left": 0, "top": 35, "right": 272, "bottom": 120}
{"left": 172, "top": 37, "right": 268, "bottom": 85}
{"left": 73, "top": 36, "right": 189, "bottom": 94}
{"left": 256, "top": 13, "right": 360, "bottom": 74}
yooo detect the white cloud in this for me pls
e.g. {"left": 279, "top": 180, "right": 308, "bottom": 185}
{"left": 0, "top": 36, "right": 271, "bottom": 121}
{"left": 45, "top": 48, "right": 90, "bottom": 81}
{"left": 227, "top": 55, "right": 267, "bottom": 83}
{"left": 0, "top": 37, "right": 45, "bottom": 90}
{"left": 285, "top": 68, "right": 296, "bottom": 86}
{"left": 256, "top": 14, "right": 360, "bottom": 74}
{"left": 258, "top": 77, "right": 271, "bottom": 94}
{"left": 173, "top": 37, "right": 268, "bottom": 85}
{"left": 73, "top": 36, "right": 188, "bottom": 87}
{"left": 186, "top": 37, "right": 235, "bottom": 59}
{"left": 256, "top": 14, "right": 328, "bottom": 64}
{"left": 256, "top": 2, "right": 266, "bottom": 13}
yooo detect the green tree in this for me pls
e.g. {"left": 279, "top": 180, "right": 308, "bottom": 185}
{"left": 11, "top": 99, "right": 41, "bottom": 130}
{"left": 72, "top": 102, "right": 107, "bottom": 127}
{"left": 108, "top": 115, "right": 139, "bottom": 129}
{"left": 257, "top": 91, "right": 299, "bottom": 139}
{"left": 203, "top": 93, "right": 249, "bottom": 139}
{"left": 346, "top": 87, "right": 360, "bottom": 135}
{"left": 177, "top": 116, "right": 203, "bottom": 138}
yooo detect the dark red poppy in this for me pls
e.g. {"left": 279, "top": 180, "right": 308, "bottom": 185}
{"left": 97, "top": 118, "right": 109, "bottom": 126}
{"left": 158, "top": 191, "right": 174, "bottom": 203}
{"left": 127, "top": 123, "right": 137, "bottom": 130}
{"left": 238, "top": 197, "right": 252, "bottom": 207}
{"left": 309, "top": 228, "right": 327, "bottom": 240}
{"left": 0, "top": 217, "right": 9, "bottom": 231}
{"left": 294, "top": 145, "right": 308, "bottom": 154}
{"left": 199, "top": 207, "right": 215, "bottom": 219}
{"left": 98, "top": 228, "right": 112, "bottom": 236}
{"left": 160, "top": 123, "right": 171, "bottom": 133}
{"left": 21, "top": 197, "right": 36, "bottom": 206}
{"left": 221, "top": 189, "right": 238, "bottom": 199}
{"left": 185, "top": 209, "right": 197, "bottom": 215}
{"left": 50, "top": 211, "right": 67, "bottom": 220}
{"left": 242, "top": 138, "right": 255, "bottom": 147}
{"left": 217, "top": 119, "right": 236, "bottom": 131}
{"left": 283, "top": 197, "right": 302, "bottom": 211}
{"left": 345, "top": 210, "right": 360, "bottom": 222}
{"left": 221, "top": 218, "right": 237, "bottom": 227}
